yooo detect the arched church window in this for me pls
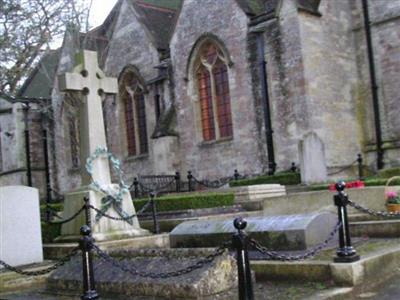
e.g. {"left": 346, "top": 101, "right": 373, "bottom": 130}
{"left": 120, "top": 71, "right": 148, "bottom": 156}
{"left": 195, "top": 42, "right": 232, "bottom": 141}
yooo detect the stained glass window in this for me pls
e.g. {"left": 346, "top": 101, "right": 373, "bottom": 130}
{"left": 195, "top": 42, "right": 232, "bottom": 141}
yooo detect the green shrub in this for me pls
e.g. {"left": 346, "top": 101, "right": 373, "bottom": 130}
{"left": 133, "top": 192, "right": 235, "bottom": 212}
{"left": 41, "top": 222, "right": 61, "bottom": 243}
{"left": 40, "top": 203, "right": 64, "bottom": 243}
{"left": 377, "top": 167, "right": 400, "bottom": 179}
{"left": 364, "top": 177, "right": 400, "bottom": 186}
{"left": 229, "top": 172, "right": 300, "bottom": 187}
{"left": 40, "top": 203, "right": 64, "bottom": 212}
{"left": 309, "top": 184, "right": 330, "bottom": 191}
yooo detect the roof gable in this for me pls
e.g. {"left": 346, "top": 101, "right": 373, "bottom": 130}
{"left": 131, "top": 0, "right": 182, "bottom": 50}
{"left": 18, "top": 50, "right": 60, "bottom": 99}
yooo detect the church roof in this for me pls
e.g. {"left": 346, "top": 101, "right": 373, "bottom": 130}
{"left": 17, "top": 49, "right": 60, "bottom": 99}
{"left": 235, "top": 0, "right": 270, "bottom": 16}
{"left": 131, "top": 0, "right": 182, "bottom": 51}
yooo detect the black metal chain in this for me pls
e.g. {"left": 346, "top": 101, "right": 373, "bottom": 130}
{"left": 92, "top": 241, "right": 230, "bottom": 278}
{"left": 137, "top": 178, "right": 176, "bottom": 193}
{"left": 0, "top": 247, "right": 80, "bottom": 276}
{"left": 89, "top": 199, "right": 152, "bottom": 222}
{"left": 348, "top": 200, "right": 400, "bottom": 218}
{"left": 46, "top": 207, "right": 63, "bottom": 220}
{"left": 44, "top": 205, "right": 86, "bottom": 225}
{"left": 327, "top": 159, "right": 358, "bottom": 176}
{"left": 192, "top": 175, "right": 234, "bottom": 189}
{"left": 249, "top": 221, "right": 342, "bottom": 261}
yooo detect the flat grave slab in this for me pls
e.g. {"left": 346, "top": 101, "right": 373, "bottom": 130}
{"left": 48, "top": 248, "right": 236, "bottom": 299}
{"left": 170, "top": 213, "right": 337, "bottom": 250}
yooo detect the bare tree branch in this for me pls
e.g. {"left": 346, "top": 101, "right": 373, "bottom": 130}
{"left": 0, "top": 0, "right": 91, "bottom": 95}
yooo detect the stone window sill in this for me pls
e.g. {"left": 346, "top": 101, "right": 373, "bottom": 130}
{"left": 198, "top": 136, "right": 233, "bottom": 148}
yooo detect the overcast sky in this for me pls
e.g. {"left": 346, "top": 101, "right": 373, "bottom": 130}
{"left": 89, "top": 0, "right": 118, "bottom": 28}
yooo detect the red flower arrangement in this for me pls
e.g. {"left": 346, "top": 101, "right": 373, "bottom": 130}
{"left": 329, "top": 180, "right": 365, "bottom": 191}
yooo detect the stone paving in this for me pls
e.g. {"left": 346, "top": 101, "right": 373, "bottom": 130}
{"left": 0, "top": 281, "right": 331, "bottom": 300}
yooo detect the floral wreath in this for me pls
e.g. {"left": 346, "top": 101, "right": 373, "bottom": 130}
{"left": 85, "top": 146, "right": 133, "bottom": 224}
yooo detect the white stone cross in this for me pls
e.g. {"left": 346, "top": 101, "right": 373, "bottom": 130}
{"left": 58, "top": 50, "right": 117, "bottom": 186}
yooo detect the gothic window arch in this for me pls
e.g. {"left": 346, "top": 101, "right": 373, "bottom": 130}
{"left": 193, "top": 40, "right": 233, "bottom": 141}
{"left": 119, "top": 68, "right": 148, "bottom": 156}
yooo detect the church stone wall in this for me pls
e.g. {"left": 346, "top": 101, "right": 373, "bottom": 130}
{"left": 170, "top": 0, "right": 264, "bottom": 179}
{"left": 263, "top": 0, "right": 311, "bottom": 171}
{"left": 352, "top": 0, "right": 400, "bottom": 168}
{"left": 103, "top": 0, "right": 167, "bottom": 181}
{"left": 51, "top": 29, "right": 82, "bottom": 194}
{"left": 0, "top": 101, "right": 26, "bottom": 185}
{"left": 297, "top": 0, "right": 362, "bottom": 173}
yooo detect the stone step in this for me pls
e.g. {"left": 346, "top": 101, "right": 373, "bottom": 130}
{"left": 251, "top": 244, "right": 400, "bottom": 287}
{"left": 47, "top": 248, "right": 237, "bottom": 299}
{"left": 0, "top": 261, "right": 54, "bottom": 293}
{"left": 350, "top": 219, "right": 400, "bottom": 237}
{"left": 44, "top": 234, "right": 169, "bottom": 260}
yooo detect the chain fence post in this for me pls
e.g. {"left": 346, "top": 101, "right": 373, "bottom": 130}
{"left": 290, "top": 162, "right": 297, "bottom": 173}
{"left": 357, "top": 153, "right": 363, "bottom": 180}
{"left": 79, "top": 225, "right": 99, "bottom": 300}
{"left": 150, "top": 192, "right": 159, "bottom": 234}
{"left": 232, "top": 217, "right": 254, "bottom": 300}
{"left": 175, "top": 171, "right": 181, "bottom": 192}
{"left": 333, "top": 181, "right": 360, "bottom": 263}
{"left": 187, "top": 171, "right": 193, "bottom": 192}
{"left": 133, "top": 177, "right": 139, "bottom": 198}
{"left": 83, "top": 196, "right": 92, "bottom": 228}
{"left": 234, "top": 169, "right": 240, "bottom": 181}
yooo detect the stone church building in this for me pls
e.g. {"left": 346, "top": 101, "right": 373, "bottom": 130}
{"left": 1, "top": 0, "right": 399, "bottom": 196}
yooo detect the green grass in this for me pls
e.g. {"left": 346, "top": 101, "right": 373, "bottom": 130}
{"left": 134, "top": 192, "right": 235, "bottom": 212}
{"left": 309, "top": 176, "right": 400, "bottom": 191}
{"left": 230, "top": 172, "right": 301, "bottom": 187}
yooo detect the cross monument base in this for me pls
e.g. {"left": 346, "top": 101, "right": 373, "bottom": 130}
{"left": 56, "top": 186, "right": 149, "bottom": 242}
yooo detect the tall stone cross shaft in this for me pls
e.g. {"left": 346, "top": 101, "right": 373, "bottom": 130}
{"left": 57, "top": 50, "right": 148, "bottom": 242}
{"left": 59, "top": 50, "right": 116, "bottom": 186}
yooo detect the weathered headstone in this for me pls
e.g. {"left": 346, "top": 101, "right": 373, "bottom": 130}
{"left": 57, "top": 50, "right": 148, "bottom": 241}
{"left": 170, "top": 213, "right": 337, "bottom": 250}
{"left": 299, "top": 132, "right": 327, "bottom": 184}
{"left": 0, "top": 186, "right": 43, "bottom": 267}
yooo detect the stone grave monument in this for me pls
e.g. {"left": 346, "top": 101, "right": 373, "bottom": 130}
{"left": 299, "top": 132, "right": 328, "bottom": 184}
{"left": 57, "top": 50, "right": 148, "bottom": 241}
{"left": 170, "top": 212, "right": 337, "bottom": 250}
{"left": 0, "top": 186, "right": 43, "bottom": 267}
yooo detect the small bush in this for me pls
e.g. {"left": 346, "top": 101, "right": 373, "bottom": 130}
{"left": 364, "top": 177, "right": 400, "bottom": 186}
{"left": 40, "top": 203, "right": 64, "bottom": 243}
{"left": 41, "top": 222, "right": 61, "bottom": 243}
{"left": 229, "top": 172, "right": 300, "bottom": 187}
{"left": 377, "top": 167, "right": 400, "bottom": 179}
{"left": 133, "top": 192, "right": 235, "bottom": 212}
